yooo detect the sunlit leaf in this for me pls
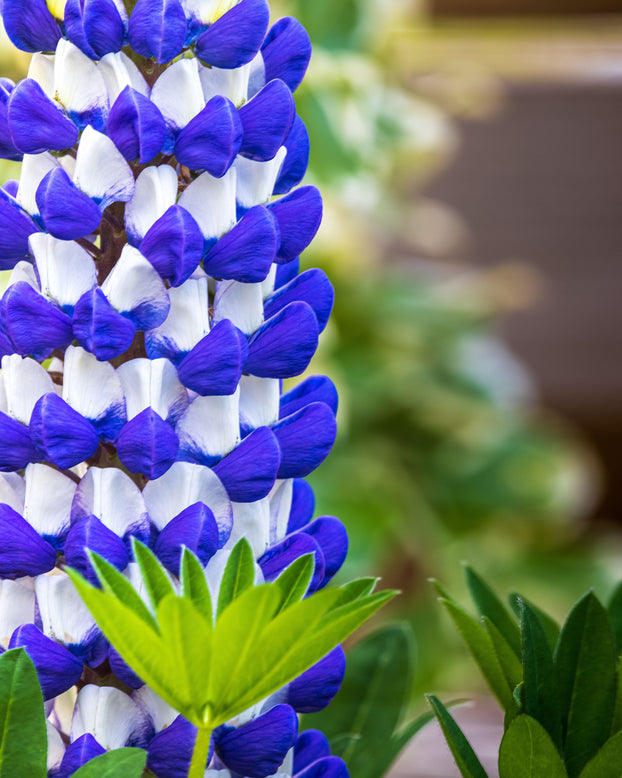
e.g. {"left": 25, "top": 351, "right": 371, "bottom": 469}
{"left": 71, "top": 748, "right": 147, "bottom": 777}
{"left": 217, "top": 537, "right": 255, "bottom": 616}
{"left": 274, "top": 554, "right": 315, "bottom": 612}
{"left": 180, "top": 547, "right": 213, "bottom": 622}
{"left": 132, "top": 538, "right": 176, "bottom": 611}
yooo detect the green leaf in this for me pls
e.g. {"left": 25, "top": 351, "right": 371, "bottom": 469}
{"left": 180, "top": 547, "right": 213, "bottom": 622}
{"left": 217, "top": 537, "right": 256, "bottom": 616}
{"left": 611, "top": 659, "right": 622, "bottom": 736}
{"left": 521, "top": 602, "right": 562, "bottom": 750}
{"left": 274, "top": 554, "right": 314, "bottom": 612}
{"left": 498, "top": 715, "right": 567, "bottom": 778}
{"left": 607, "top": 580, "right": 622, "bottom": 653}
{"left": 483, "top": 616, "right": 523, "bottom": 692}
{"left": 0, "top": 649, "right": 47, "bottom": 778}
{"left": 440, "top": 597, "right": 514, "bottom": 710}
{"left": 71, "top": 748, "right": 147, "bottom": 777}
{"left": 333, "top": 577, "right": 378, "bottom": 607}
{"left": 131, "top": 538, "right": 176, "bottom": 611}
{"left": 509, "top": 593, "right": 560, "bottom": 653}
{"left": 466, "top": 567, "right": 521, "bottom": 658}
{"left": 579, "top": 731, "right": 622, "bottom": 778}
{"left": 426, "top": 695, "right": 488, "bottom": 778}
{"left": 554, "top": 592, "right": 618, "bottom": 778}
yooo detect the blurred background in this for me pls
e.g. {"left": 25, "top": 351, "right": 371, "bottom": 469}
{"left": 2, "top": 2, "right": 622, "bottom": 774}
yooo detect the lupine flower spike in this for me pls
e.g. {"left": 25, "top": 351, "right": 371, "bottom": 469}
{"left": 0, "top": 0, "right": 356, "bottom": 775}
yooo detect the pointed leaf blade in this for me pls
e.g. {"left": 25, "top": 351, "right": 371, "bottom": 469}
{"left": 465, "top": 566, "right": 521, "bottom": 658}
{"left": 71, "top": 748, "right": 147, "bottom": 777}
{"left": 180, "top": 547, "right": 213, "bottom": 622}
{"left": 217, "top": 536, "right": 256, "bottom": 616}
{"left": 274, "top": 553, "right": 315, "bottom": 611}
{"left": 131, "top": 537, "right": 176, "bottom": 611}
{"left": 426, "top": 695, "right": 488, "bottom": 778}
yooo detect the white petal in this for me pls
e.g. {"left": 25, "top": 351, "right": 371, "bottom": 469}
{"left": 226, "top": 499, "right": 270, "bottom": 556}
{"left": 151, "top": 57, "right": 204, "bottom": 130}
{"left": 178, "top": 168, "right": 236, "bottom": 240}
{"left": 74, "top": 126, "right": 135, "bottom": 209}
{"left": 132, "top": 686, "right": 178, "bottom": 733}
{"left": 71, "top": 685, "right": 148, "bottom": 750}
{"left": 72, "top": 467, "right": 148, "bottom": 537}
{"left": 27, "top": 53, "right": 55, "bottom": 97}
{"left": 1, "top": 355, "right": 55, "bottom": 423}
{"left": 146, "top": 278, "right": 210, "bottom": 358}
{"left": 53, "top": 39, "right": 109, "bottom": 119}
{"left": 268, "top": 479, "right": 293, "bottom": 545}
{"left": 24, "top": 464, "right": 76, "bottom": 539}
{"left": 247, "top": 51, "right": 266, "bottom": 98}
{"left": 8, "top": 261, "right": 38, "bottom": 289}
{"left": 234, "top": 148, "right": 287, "bottom": 208}
{"left": 260, "top": 263, "right": 277, "bottom": 300}
{"left": 142, "top": 461, "right": 232, "bottom": 532}
{"left": 125, "top": 165, "right": 178, "bottom": 244}
{"left": 238, "top": 375, "right": 280, "bottom": 430}
{"left": 181, "top": 0, "right": 236, "bottom": 23}
{"left": 62, "top": 345, "right": 126, "bottom": 427}
{"left": 0, "top": 579, "right": 35, "bottom": 648}
{"left": 199, "top": 61, "right": 250, "bottom": 107}
{"left": 177, "top": 391, "right": 240, "bottom": 459}
{"left": 36, "top": 572, "right": 96, "bottom": 646}
{"left": 213, "top": 280, "right": 263, "bottom": 335}
{"left": 117, "top": 357, "right": 188, "bottom": 422}
{"left": 47, "top": 722, "right": 65, "bottom": 772}
{"left": 0, "top": 472, "right": 25, "bottom": 513}
{"left": 101, "top": 244, "right": 168, "bottom": 320}
{"left": 17, "top": 153, "right": 60, "bottom": 215}
{"left": 99, "top": 51, "right": 149, "bottom": 105}
{"left": 30, "top": 233, "right": 97, "bottom": 309}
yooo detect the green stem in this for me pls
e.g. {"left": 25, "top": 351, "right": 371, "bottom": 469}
{"left": 188, "top": 726, "right": 213, "bottom": 778}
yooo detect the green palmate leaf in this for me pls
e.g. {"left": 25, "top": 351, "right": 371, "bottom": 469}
{"left": 180, "top": 548, "right": 213, "bottom": 622}
{"left": 274, "top": 554, "right": 315, "bottom": 612}
{"left": 440, "top": 597, "right": 514, "bottom": 710}
{"left": 607, "top": 580, "right": 622, "bottom": 653}
{"left": 333, "top": 577, "right": 378, "bottom": 606}
{"left": 131, "top": 538, "right": 176, "bottom": 611}
{"left": 0, "top": 648, "right": 47, "bottom": 778}
{"left": 483, "top": 617, "right": 523, "bottom": 693}
{"left": 426, "top": 696, "right": 488, "bottom": 778}
{"left": 579, "top": 731, "right": 622, "bottom": 778}
{"left": 71, "top": 748, "right": 147, "bottom": 777}
{"left": 498, "top": 715, "right": 567, "bottom": 778}
{"left": 87, "top": 551, "right": 157, "bottom": 630}
{"left": 216, "top": 537, "right": 255, "bottom": 616}
{"left": 509, "top": 593, "right": 560, "bottom": 653}
{"left": 554, "top": 592, "right": 617, "bottom": 778}
{"left": 521, "top": 602, "right": 562, "bottom": 750}
{"left": 466, "top": 567, "right": 521, "bottom": 658}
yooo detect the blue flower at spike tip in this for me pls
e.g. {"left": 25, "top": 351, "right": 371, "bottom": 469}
{"left": 0, "top": 0, "right": 349, "bottom": 775}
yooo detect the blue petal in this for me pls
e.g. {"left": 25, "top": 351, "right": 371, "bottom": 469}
{"left": 297, "top": 757, "right": 350, "bottom": 778}
{"left": 154, "top": 501, "right": 219, "bottom": 576}
{"left": 177, "top": 319, "right": 246, "bottom": 396}
{"left": 36, "top": 167, "right": 102, "bottom": 240}
{"left": 0, "top": 189, "right": 37, "bottom": 266}
{"left": 108, "top": 86, "right": 166, "bottom": 164}
{"left": 9, "top": 624, "right": 83, "bottom": 700}
{"left": 293, "top": 730, "right": 331, "bottom": 773}
{"left": 272, "top": 402, "right": 337, "bottom": 479}
{"left": 147, "top": 715, "right": 200, "bottom": 778}
{"left": 0, "top": 81, "right": 22, "bottom": 160}
{"left": 213, "top": 426, "right": 280, "bottom": 502}
{"left": 239, "top": 79, "right": 295, "bottom": 162}
{"left": 258, "top": 531, "right": 324, "bottom": 590}
{"left": 116, "top": 407, "right": 179, "bottom": 479}
{"left": 269, "top": 186, "right": 322, "bottom": 263}
{"left": 140, "top": 205, "right": 203, "bottom": 287}
{"left": 303, "top": 517, "right": 348, "bottom": 586}
{"left": 128, "top": 0, "right": 187, "bottom": 63}
{"left": 0, "top": 503, "right": 56, "bottom": 578}
{"left": 288, "top": 646, "right": 346, "bottom": 713}
{"left": 204, "top": 205, "right": 277, "bottom": 283}
{"left": 65, "top": 0, "right": 126, "bottom": 58}
{"left": 73, "top": 288, "right": 137, "bottom": 360}
{"left": 274, "top": 257, "right": 300, "bottom": 289}
{"left": 287, "top": 478, "right": 315, "bottom": 534}
{"left": 194, "top": 0, "right": 269, "bottom": 69}
{"left": 64, "top": 515, "right": 130, "bottom": 584}
{"left": 280, "top": 375, "right": 338, "bottom": 419}
{"left": 2, "top": 282, "right": 73, "bottom": 360}
{"left": 57, "top": 734, "right": 106, "bottom": 778}
{"left": 2, "top": 0, "right": 61, "bottom": 53}
{"left": 2, "top": 177, "right": 18, "bottom": 196}
{"left": 8, "top": 79, "right": 78, "bottom": 154}
{"left": 174, "top": 95, "right": 242, "bottom": 177}
{"left": 265, "top": 269, "right": 334, "bottom": 332}
{"left": 261, "top": 17, "right": 312, "bottom": 92}
{"left": 108, "top": 644, "right": 143, "bottom": 688}
{"left": 244, "top": 301, "right": 319, "bottom": 379}
{"left": 216, "top": 704, "right": 298, "bottom": 778}
{"left": 0, "top": 411, "right": 37, "bottom": 470}
{"left": 274, "top": 115, "right": 310, "bottom": 195}
{"left": 64, "top": 0, "right": 98, "bottom": 57}
{"left": 30, "top": 392, "right": 100, "bottom": 469}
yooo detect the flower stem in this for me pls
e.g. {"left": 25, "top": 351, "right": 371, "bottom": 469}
{"left": 188, "top": 725, "right": 213, "bottom": 778}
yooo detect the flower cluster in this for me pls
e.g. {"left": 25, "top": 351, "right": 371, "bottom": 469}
{"left": 0, "top": 0, "right": 348, "bottom": 775}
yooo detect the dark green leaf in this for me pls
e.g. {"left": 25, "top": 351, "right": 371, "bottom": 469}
{"left": 217, "top": 537, "right": 255, "bottom": 616}
{"left": 426, "top": 695, "right": 488, "bottom": 778}
{"left": 554, "top": 592, "right": 618, "bottom": 777}
{"left": 579, "top": 731, "right": 622, "bottom": 777}
{"left": 607, "top": 580, "right": 622, "bottom": 653}
{"left": 0, "top": 649, "right": 47, "bottom": 778}
{"left": 498, "top": 715, "right": 567, "bottom": 778}
{"left": 274, "top": 554, "right": 315, "bottom": 612}
{"left": 71, "top": 748, "right": 147, "bottom": 777}
{"left": 483, "top": 616, "right": 522, "bottom": 691}
{"left": 521, "top": 602, "right": 562, "bottom": 750}
{"left": 466, "top": 567, "right": 521, "bottom": 658}
{"left": 180, "top": 548, "right": 213, "bottom": 622}
{"left": 131, "top": 538, "right": 176, "bottom": 611}
{"left": 611, "top": 660, "right": 622, "bottom": 736}
{"left": 509, "top": 593, "right": 560, "bottom": 653}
